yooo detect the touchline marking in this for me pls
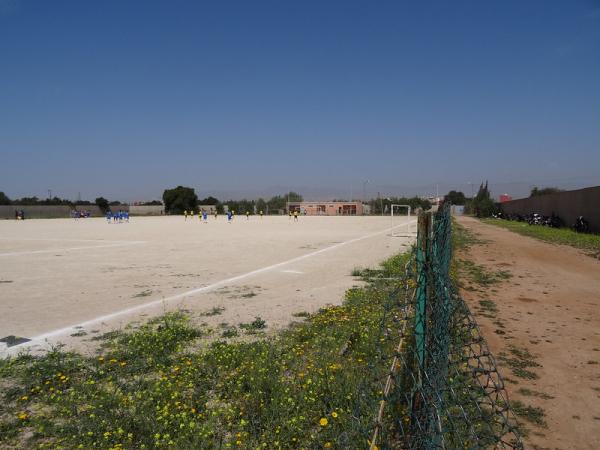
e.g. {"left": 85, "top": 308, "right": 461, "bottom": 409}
{"left": 0, "top": 241, "right": 146, "bottom": 257}
{"left": 0, "top": 237, "right": 140, "bottom": 243}
{"left": 4, "top": 220, "right": 416, "bottom": 354}
{"left": 281, "top": 270, "right": 304, "bottom": 274}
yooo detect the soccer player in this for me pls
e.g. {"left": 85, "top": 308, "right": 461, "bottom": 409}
{"left": 259, "top": 210, "right": 263, "bottom": 219}
{"left": 106, "top": 211, "right": 112, "bottom": 223}
{"left": 294, "top": 210, "right": 299, "bottom": 221}
{"left": 214, "top": 210, "right": 218, "bottom": 219}
{"left": 227, "top": 211, "right": 233, "bottom": 223}
{"left": 246, "top": 211, "right": 250, "bottom": 220}
{"left": 202, "top": 211, "right": 208, "bottom": 223}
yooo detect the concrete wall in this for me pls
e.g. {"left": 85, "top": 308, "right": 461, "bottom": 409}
{"left": 0, "top": 205, "right": 71, "bottom": 219}
{"left": 0, "top": 204, "right": 131, "bottom": 219}
{"left": 129, "top": 205, "right": 164, "bottom": 216}
{"left": 500, "top": 186, "right": 600, "bottom": 233}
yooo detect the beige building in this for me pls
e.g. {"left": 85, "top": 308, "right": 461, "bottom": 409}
{"left": 288, "top": 201, "right": 365, "bottom": 216}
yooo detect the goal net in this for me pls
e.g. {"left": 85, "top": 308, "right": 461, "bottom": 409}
{"left": 390, "top": 204, "right": 417, "bottom": 237}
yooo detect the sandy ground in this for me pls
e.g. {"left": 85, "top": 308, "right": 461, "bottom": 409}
{"left": 457, "top": 216, "right": 600, "bottom": 450}
{"left": 0, "top": 215, "right": 415, "bottom": 356}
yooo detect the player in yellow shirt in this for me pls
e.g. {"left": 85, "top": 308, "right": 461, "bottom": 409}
{"left": 246, "top": 211, "right": 250, "bottom": 220}
{"left": 259, "top": 210, "right": 263, "bottom": 219}
{"left": 184, "top": 210, "right": 188, "bottom": 221}
{"left": 293, "top": 210, "right": 299, "bottom": 221}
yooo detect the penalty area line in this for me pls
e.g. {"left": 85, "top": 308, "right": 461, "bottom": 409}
{"left": 4, "top": 220, "right": 416, "bottom": 355}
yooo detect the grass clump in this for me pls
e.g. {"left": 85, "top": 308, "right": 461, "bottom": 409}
{"left": 200, "top": 306, "right": 225, "bottom": 317}
{"left": 453, "top": 220, "right": 488, "bottom": 250}
{"left": 221, "top": 327, "right": 239, "bottom": 338}
{"left": 457, "top": 259, "right": 512, "bottom": 287}
{"left": 498, "top": 346, "right": 541, "bottom": 380}
{"left": 511, "top": 400, "right": 547, "bottom": 427}
{"left": 483, "top": 219, "right": 600, "bottom": 259}
{"left": 0, "top": 253, "right": 413, "bottom": 449}
{"left": 239, "top": 316, "right": 267, "bottom": 333}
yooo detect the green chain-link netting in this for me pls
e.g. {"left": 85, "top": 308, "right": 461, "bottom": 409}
{"left": 371, "top": 202, "right": 523, "bottom": 449}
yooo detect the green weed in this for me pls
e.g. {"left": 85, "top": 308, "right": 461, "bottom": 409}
{"left": 511, "top": 400, "right": 547, "bottom": 427}
{"left": 0, "top": 253, "right": 414, "bottom": 449}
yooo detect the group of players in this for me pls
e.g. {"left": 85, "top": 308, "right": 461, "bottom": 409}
{"left": 105, "top": 210, "right": 129, "bottom": 223}
{"left": 183, "top": 209, "right": 300, "bottom": 222}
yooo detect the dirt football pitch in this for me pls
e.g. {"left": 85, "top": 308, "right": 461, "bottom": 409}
{"left": 0, "top": 215, "right": 415, "bottom": 356}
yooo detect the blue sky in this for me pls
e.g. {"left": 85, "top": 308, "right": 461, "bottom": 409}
{"left": 1, "top": 0, "right": 599, "bottom": 201}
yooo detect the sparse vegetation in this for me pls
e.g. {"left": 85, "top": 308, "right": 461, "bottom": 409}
{"left": 483, "top": 219, "right": 600, "bottom": 259}
{"left": 0, "top": 254, "right": 412, "bottom": 449}
{"left": 517, "top": 388, "right": 554, "bottom": 400}
{"left": 238, "top": 316, "right": 267, "bottom": 333}
{"left": 220, "top": 327, "right": 239, "bottom": 338}
{"left": 498, "top": 346, "right": 541, "bottom": 380}
{"left": 199, "top": 306, "right": 225, "bottom": 317}
{"left": 511, "top": 400, "right": 547, "bottom": 427}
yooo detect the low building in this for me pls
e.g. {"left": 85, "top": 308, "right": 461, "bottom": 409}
{"left": 198, "top": 204, "right": 217, "bottom": 213}
{"left": 288, "top": 201, "right": 365, "bottom": 216}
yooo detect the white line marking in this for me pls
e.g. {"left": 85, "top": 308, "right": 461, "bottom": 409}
{"left": 3, "top": 220, "right": 416, "bottom": 355}
{"left": 281, "top": 270, "right": 304, "bottom": 274}
{"left": 0, "top": 241, "right": 146, "bottom": 257}
{"left": 0, "top": 237, "right": 138, "bottom": 243}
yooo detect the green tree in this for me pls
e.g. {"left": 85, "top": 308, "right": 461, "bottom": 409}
{"left": 444, "top": 190, "right": 466, "bottom": 205}
{"left": 530, "top": 186, "right": 563, "bottom": 197}
{"left": 95, "top": 197, "right": 110, "bottom": 213}
{"left": 287, "top": 191, "right": 303, "bottom": 202}
{"left": 163, "top": 186, "right": 198, "bottom": 214}
{"left": 16, "top": 196, "right": 40, "bottom": 205}
{"left": 0, "top": 191, "right": 12, "bottom": 205}
{"left": 469, "top": 181, "right": 497, "bottom": 217}
{"left": 198, "top": 196, "right": 219, "bottom": 205}
{"left": 256, "top": 198, "right": 267, "bottom": 214}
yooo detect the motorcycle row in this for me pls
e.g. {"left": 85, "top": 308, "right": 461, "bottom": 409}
{"left": 491, "top": 212, "right": 590, "bottom": 233}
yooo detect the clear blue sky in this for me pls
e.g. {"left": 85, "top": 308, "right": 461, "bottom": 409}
{"left": 1, "top": 0, "right": 599, "bottom": 201}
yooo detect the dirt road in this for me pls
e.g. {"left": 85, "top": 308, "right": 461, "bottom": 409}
{"left": 457, "top": 217, "right": 600, "bottom": 450}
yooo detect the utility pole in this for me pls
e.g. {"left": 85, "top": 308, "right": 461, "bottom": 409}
{"left": 363, "top": 179, "right": 369, "bottom": 204}
{"left": 47, "top": 189, "right": 52, "bottom": 200}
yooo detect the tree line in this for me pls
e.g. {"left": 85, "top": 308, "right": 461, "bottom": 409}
{"left": 162, "top": 186, "right": 304, "bottom": 215}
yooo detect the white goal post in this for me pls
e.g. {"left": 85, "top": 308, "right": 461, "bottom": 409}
{"left": 390, "top": 204, "right": 417, "bottom": 237}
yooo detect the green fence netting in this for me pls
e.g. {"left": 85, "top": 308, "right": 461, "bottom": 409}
{"left": 372, "top": 202, "right": 523, "bottom": 449}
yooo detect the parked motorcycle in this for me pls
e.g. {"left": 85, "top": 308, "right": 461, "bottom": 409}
{"left": 572, "top": 216, "right": 589, "bottom": 233}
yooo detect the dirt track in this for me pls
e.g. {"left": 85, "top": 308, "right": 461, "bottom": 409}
{"left": 457, "top": 217, "right": 600, "bottom": 450}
